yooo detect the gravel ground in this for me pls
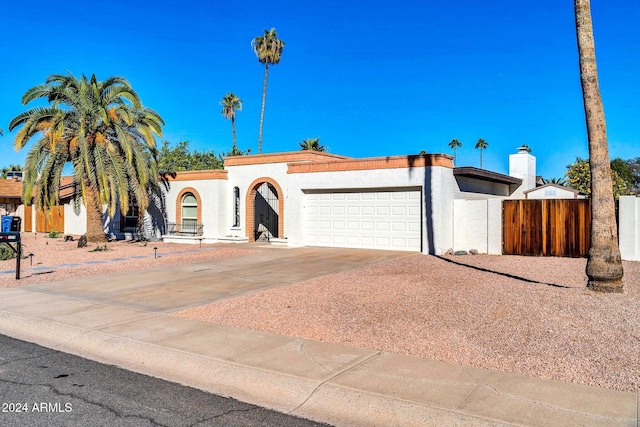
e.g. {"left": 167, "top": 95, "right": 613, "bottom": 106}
{"left": 174, "top": 254, "right": 640, "bottom": 394}
{"left": 0, "top": 233, "right": 255, "bottom": 287}
{"left": 4, "top": 233, "right": 639, "bottom": 394}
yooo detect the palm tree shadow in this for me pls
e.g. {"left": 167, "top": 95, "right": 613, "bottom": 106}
{"left": 434, "top": 255, "right": 576, "bottom": 289}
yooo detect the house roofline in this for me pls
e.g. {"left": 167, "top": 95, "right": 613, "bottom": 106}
{"left": 453, "top": 167, "right": 522, "bottom": 185}
{"left": 287, "top": 154, "right": 453, "bottom": 174}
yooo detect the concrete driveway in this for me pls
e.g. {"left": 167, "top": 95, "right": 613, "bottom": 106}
{"left": 24, "top": 244, "right": 414, "bottom": 313}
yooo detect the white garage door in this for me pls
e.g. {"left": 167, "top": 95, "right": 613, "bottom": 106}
{"left": 304, "top": 189, "right": 422, "bottom": 251}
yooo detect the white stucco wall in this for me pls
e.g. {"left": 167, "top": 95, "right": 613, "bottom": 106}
{"left": 287, "top": 165, "right": 454, "bottom": 255}
{"left": 64, "top": 202, "right": 87, "bottom": 235}
{"left": 225, "top": 162, "right": 289, "bottom": 239}
{"left": 452, "top": 198, "right": 502, "bottom": 254}
{"left": 619, "top": 195, "right": 640, "bottom": 261}
{"left": 162, "top": 179, "right": 225, "bottom": 242}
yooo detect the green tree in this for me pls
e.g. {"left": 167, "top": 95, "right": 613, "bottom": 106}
{"left": 474, "top": 138, "right": 488, "bottom": 169}
{"left": 252, "top": 28, "right": 285, "bottom": 154}
{"left": 299, "top": 137, "right": 325, "bottom": 152}
{"left": 623, "top": 157, "right": 640, "bottom": 192}
{"left": 157, "top": 140, "right": 223, "bottom": 173}
{"left": 448, "top": 138, "right": 462, "bottom": 166}
{"left": 566, "top": 158, "right": 630, "bottom": 198}
{"left": 575, "top": 0, "right": 623, "bottom": 292}
{"left": 220, "top": 93, "right": 242, "bottom": 152}
{"left": 610, "top": 158, "right": 634, "bottom": 188}
{"left": 9, "top": 73, "right": 163, "bottom": 243}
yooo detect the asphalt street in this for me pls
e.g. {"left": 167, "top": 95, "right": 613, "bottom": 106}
{"left": 0, "top": 334, "right": 330, "bottom": 427}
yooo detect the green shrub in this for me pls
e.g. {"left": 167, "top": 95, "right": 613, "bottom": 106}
{"left": 0, "top": 243, "right": 24, "bottom": 261}
{"left": 47, "top": 228, "right": 62, "bottom": 238}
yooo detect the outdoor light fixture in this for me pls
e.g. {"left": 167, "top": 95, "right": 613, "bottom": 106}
{"left": 154, "top": 247, "right": 158, "bottom": 259}
{"left": 27, "top": 253, "right": 34, "bottom": 266}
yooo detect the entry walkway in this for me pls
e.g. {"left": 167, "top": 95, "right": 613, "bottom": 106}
{"left": 0, "top": 246, "right": 637, "bottom": 426}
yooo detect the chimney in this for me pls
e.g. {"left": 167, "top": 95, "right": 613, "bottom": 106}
{"left": 509, "top": 145, "right": 536, "bottom": 198}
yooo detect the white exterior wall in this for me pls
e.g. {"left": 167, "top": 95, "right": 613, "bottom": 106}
{"left": 452, "top": 198, "right": 502, "bottom": 254}
{"left": 64, "top": 202, "right": 87, "bottom": 235}
{"left": 287, "top": 165, "right": 454, "bottom": 255}
{"left": 225, "top": 163, "right": 289, "bottom": 238}
{"left": 163, "top": 179, "right": 225, "bottom": 243}
{"left": 619, "top": 196, "right": 640, "bottom": 261}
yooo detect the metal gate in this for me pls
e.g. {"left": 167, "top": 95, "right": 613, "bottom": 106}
{"left": 254, "top": 182, "right": 279, "bottom": 241}
{"left": 502, "top": 199, "right": 591, "bottom": 257}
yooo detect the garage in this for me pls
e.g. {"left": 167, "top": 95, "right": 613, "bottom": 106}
{"left": 303, "top": 189, "right": 422, "bottom": 251}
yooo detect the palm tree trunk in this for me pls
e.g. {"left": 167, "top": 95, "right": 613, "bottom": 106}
{"left": 84, "top": 184, "right": 107, "bottom": 243}
{"left": 231, "top": 115, "right": 237, "bottom": 152}
{"left": 258, "top": 64, "right": 269, "bottom": 154}
{"left": 575, "top": 0, "right": 623, "bottom": 292}
{"left": 480, "top": 150, "right": 483, "bottom": 169}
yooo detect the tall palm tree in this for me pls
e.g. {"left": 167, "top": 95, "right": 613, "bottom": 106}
{"left": 475, "top": 138, "right": 488, "bottom": 169}
{"left": 251, "top": 28, "right": 285, "bottom": 154}
{"left": 9, "top": 73, "right": 164, "bottom": 243}
{"left": 448, "top": 138, "right": 462, "bottom": 166}
{"left": 220, "top": 93, "right": 242, "bottom": 153}
{"left": 575, "top": 0, "right": 623, "bottom": 292}
{"left": 299, "top": 137, "right": 325, "bottom": 152}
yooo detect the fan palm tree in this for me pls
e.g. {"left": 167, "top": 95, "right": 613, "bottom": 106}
{"left": 299, "top": 137, "right": 325, "bottom": 152}
{"left": 448, "top": 138, "right": 462, "bottom": 166}
{"left": 220, "top": 93, "right": 242, "bottom": 153}
{"left": 575, "top": 0, "right": 623, "bottom": 292}
{"left": 474, "top": 138, "right": 488, "bottom": 168}
{"left": 545, "top": 177, "right": 568, "bottom": 186}
{"left": 9, "top": 73, "right": 164, "bottom": 243}
{"left": 251, "top": 28, "right": 285, "bottom": 154}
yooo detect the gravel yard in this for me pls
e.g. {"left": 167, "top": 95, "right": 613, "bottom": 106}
{"left": 0, "top": 233, "right": 255, "bottom": 287}
{"left": 3, "top": 233, "right": 639, "bottom": 394}
{"left": 174, "top": 253, "right": 640, "bottom": 394}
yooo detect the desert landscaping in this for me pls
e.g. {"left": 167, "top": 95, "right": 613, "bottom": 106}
{"left": 2, "top": 233, "right": 639, "bottom": 395}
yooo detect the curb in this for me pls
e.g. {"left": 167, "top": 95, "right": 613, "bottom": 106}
{"left": 0, "top": 310, "right": 502, "bottom": 427}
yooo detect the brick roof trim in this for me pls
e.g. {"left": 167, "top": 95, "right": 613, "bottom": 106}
{"left": 287, "top": 154, "right": 453, "bottom": 174}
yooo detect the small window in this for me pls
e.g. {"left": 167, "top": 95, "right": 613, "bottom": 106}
{"left": 121, "top": 204, "right": 139, "bottom": 231}
{"left": 181, "top": 192, "right": 198, "bottom": 231}
{"left": 233, "top": 187, "right": 240, "bottom": 227}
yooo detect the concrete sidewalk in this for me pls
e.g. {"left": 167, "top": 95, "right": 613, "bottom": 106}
{"left": 0, "top": 246, "right": 637, "bottom": 426}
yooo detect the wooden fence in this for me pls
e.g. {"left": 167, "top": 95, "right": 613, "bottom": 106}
{"left": 503, "top": 199, "right": 591, "bottom": 257}
{"left": 24, "top": 205, "right": 65, "bottom": 233}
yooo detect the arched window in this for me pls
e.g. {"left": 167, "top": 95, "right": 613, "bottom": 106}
{"left": 181, "top": 192, "right": 198, "bottom": 233}
{"left": 233, "top": 187, "right": 240, "bottom": 227}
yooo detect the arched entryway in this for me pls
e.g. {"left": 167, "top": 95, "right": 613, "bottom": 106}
{"left": 246, "top": 178, "right": 284, "bottom": 242}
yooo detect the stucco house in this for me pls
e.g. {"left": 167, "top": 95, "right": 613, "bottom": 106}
{"left": 159, "top": 147, "right": 536, "bottom": 255}
{"left": 14, "top": 145, "right": 542, "bottom": 255}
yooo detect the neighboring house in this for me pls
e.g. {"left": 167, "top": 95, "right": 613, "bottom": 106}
{"left": 524, "top": 183, "right": 586, "bottom": 199}
{"left": 0, "top": 177, "right": 22, "bottom": 215}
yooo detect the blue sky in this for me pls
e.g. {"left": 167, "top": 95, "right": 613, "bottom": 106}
{"left": 1, "top": 0, "right": 638, "bottom": 179}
